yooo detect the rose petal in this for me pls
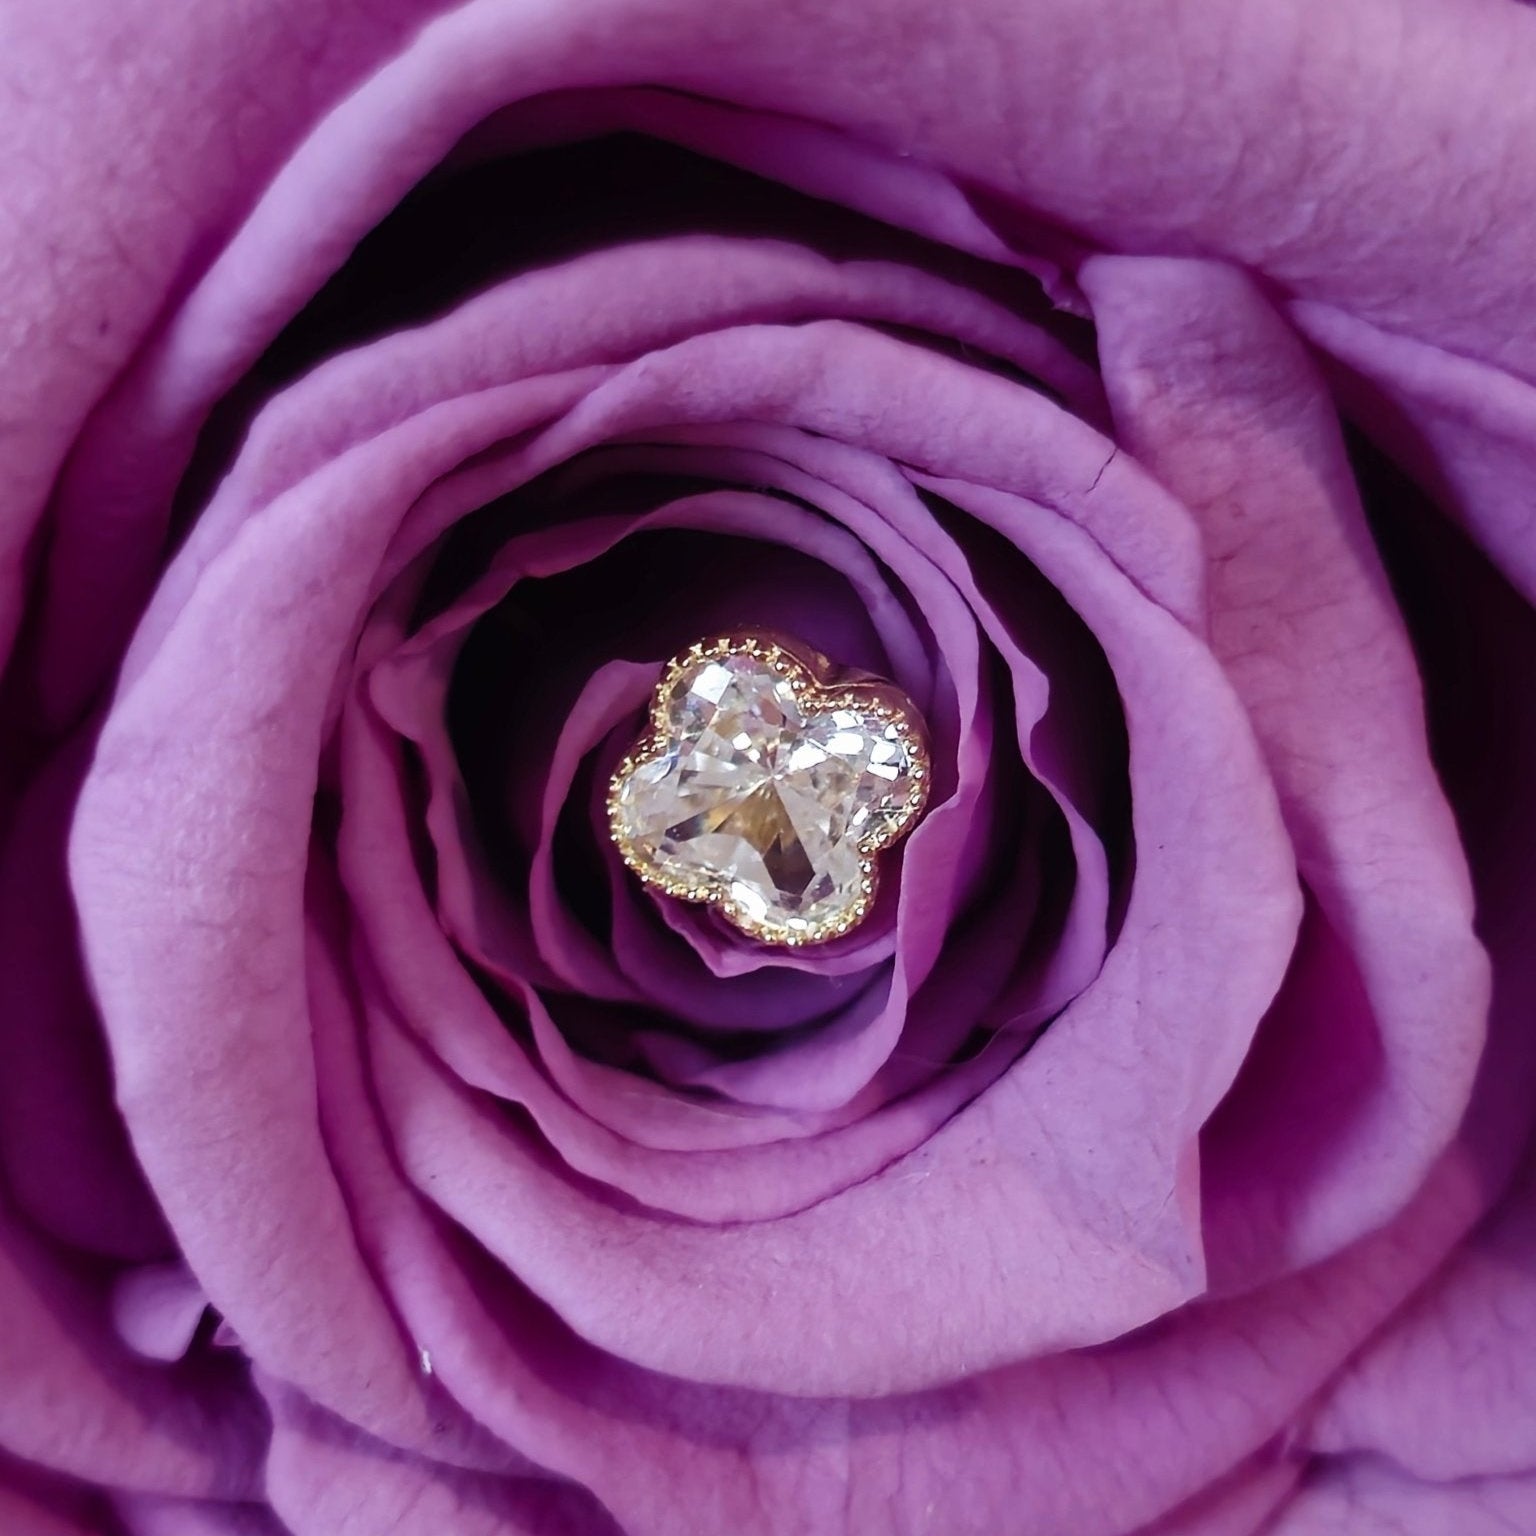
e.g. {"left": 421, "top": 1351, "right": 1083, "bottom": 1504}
{"left": 72, "top": 379, "right": 584, "bottom": 1469}
{"left": 1264, "top": 1459, "right": 1536, "bottom": 1536}
{"left": 559, "top": 429, "right": 1121, "bottom": 1038}
{"left": 44, "top": 232, "right": 1078, "bottom": 725}
{"left": 111, "top": 1495, "right": 289, "bottom": 1536}
{"left": 0, "top": 1200, "right": 261, "bottom": 1499}
{"left": 0, "top": 1459, "right": 107, "bottom": 1536}
{"left": 1131, "top": 1447, "right": 1300, "bottom": 1536}
{"left": 1297, "top": 300, "right": 1536, "bottom": 605}
{"left": 77, "top": 300, "right": 1297, "bottom": 1396}
{"left": 308, "top": 320, "right": 1296, "bottom": 1388}
{"left": 462, "top": 85, "right": 1077, "bottom": 297}
{"left": 111, "top": 1264, "right": 210, "bottom": 1365}
{"left": 351, "top": 429, "right": 1008, "bottom": 1112}
{"left": 327, "top": 316, "right": 1182, "bottom": 1121}
{"left": 13, "top": 0, "right": 1536, "bottom": 689}
{"left": 529, "top": 320, "right": 1205, "bottom": 627}
{"left": 1307, "top": 1153, "right": 1536, "bottom": 1481}
{"left": 0, "top": 0, "right": 422, "bottom": 676}
{"left": 371, "top": 497, "right": 1289, "bottom": 1394}
{"left": 0, "top": 734, "right": 172, "bottom": 1260}
{"left": 307, "top": 914, "right": 1494, "bottom": 1536}
{"left": 265, "top": 1388, "right": 618, "bottom": 1536}
{"left": 1085, "top": 256, "right": 1488, "bottom": 1279}
{"left": 1293, "top": 394, "right": 1536, "bottom": 1483}
{"left": 338, "top": 699, "right": 1083, "bottom": 1219}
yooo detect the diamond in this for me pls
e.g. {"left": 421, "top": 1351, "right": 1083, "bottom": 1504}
{"left": 608, "top": 635, "right": 931, "bottom": 945}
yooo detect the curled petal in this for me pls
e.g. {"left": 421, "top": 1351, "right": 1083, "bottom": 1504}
{"left": 1264, "top": 1459, "right": 1536, "bottom": 1536}
{"left": 1086, "top": 256, "right": 1487, "bottom": 1279}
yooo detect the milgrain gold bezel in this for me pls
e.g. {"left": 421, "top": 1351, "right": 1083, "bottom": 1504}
{"left": 606, "top": 632, "right": 932, "bottom": 947}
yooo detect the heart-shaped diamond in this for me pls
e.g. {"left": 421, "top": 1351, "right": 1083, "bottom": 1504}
{"left": 608, "top": 635, "right": 930, "bottom": 946}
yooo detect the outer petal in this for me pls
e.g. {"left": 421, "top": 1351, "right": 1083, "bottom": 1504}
{"left": 12, "top": 0, "right": 1536, "bottom": 687}
{"left": 1084, "top": 255, "right": 1487, "bottom": 1279}
{"left": 264, "top": 1391, "right": 618, "bottom": 1536}
{"left": 288, "top": 955, "right": 1502, "bottom": 1536}
{"left": 1295, "top": 301, "right": 1536, "bottom": 604}
{"left": 1297, "top": 344, "right": 1536, "bottom": 1487}
{"left": 1132, "top": 1449, "right": 1299, "bottom": 1536}
{"left": 20, "top": 0, "right": 1536, "bottom": 706}
{"left": 0, "top": 0, "right": 430, "bottom": 674}
{"left": 1265, "top": 1459, "right": 1536, "bottom": 1535}
{"left": 45, "top": 230, "right": 1078, "bottom": 723}
{"left": 0, "top": 1199, "right": 262, "bottom": 1500}
{"left": 122, "top": 0, "right": 1536, "bottom": 395}
{"left": 1304, "top": 1120, "right": 1536, "bottom": 1484}
{"left": 112, "top": 1495, "right": 290, "bottom": 1536}
{"left": 0, "top": 734, "right": 171, "bottom": 1259}
{"left": 0, "top": 1459, "right": 112, "bottom": 1536}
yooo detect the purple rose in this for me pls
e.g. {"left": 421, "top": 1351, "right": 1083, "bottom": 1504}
{"left": 4, "top": 0, "right": 1535, "bottom": 1532}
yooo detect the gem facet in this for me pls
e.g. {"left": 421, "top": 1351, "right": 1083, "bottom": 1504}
{"left": 608, "top": 637, "right": 930, "bottom": 945}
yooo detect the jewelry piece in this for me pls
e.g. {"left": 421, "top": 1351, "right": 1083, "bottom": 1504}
{"left": 608, "top": 634, "right": 930, "bottom": 947}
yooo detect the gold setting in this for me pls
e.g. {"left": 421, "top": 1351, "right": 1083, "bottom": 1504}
{"left": 606, "top": 633, "right": 931, "bottom": 947}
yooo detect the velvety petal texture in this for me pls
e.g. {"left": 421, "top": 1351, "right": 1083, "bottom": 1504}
{"left": 1084, "top": 256, "right": 1487, "bottom": 1281}
{"left": 2, "top": 0, "right": 1534, "bottom": 1533}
